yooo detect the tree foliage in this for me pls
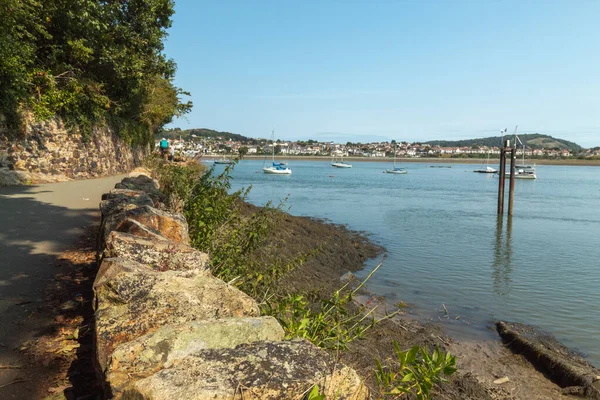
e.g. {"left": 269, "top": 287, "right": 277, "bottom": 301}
{"left": 0, "top": 0, "right": 191, "bottom": 144}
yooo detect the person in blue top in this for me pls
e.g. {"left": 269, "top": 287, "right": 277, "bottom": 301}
{"left": 159, "top": 138, "right": 169, "bottom": 160}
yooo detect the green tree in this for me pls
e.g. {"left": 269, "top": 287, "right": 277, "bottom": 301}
{"left": 238, "top": 146, "right": 248, "bottom": 159}
{"left": 0, "top": 0, "right": 191, "bottom": 144}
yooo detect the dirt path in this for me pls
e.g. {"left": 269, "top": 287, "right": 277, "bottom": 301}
{"left": 0, "top": 175, "right": 125, "bottom": 399}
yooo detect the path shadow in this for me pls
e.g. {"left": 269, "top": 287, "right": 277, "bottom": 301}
{"left": 0, "top": 184, "right": 103, "bottom": 398}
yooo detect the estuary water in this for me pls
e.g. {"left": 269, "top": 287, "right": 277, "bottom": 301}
{"left": 221, "top": 159, "right": 600, "bottom": 365}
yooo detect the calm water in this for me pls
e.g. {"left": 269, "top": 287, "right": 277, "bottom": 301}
{"left": 220, "top": 159, "right": 600, "bottom": 365}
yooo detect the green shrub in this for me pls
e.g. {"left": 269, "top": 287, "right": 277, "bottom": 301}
{"left": 375, "top": 343, "right": 457, "bottom": 400}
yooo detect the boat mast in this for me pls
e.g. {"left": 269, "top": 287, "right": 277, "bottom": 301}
{"left": 513, "top": 126, "right": 525, "bottom": 165}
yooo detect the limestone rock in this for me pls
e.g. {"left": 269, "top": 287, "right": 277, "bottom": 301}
{"left": 103, "top": 231, "right": 209, "bottom": 272}
{"left": 115, "top": 175, "right": 162, "bottom": 199}
{"left": 99, "top": 205, "right": 189, "bottom": 250}
{"left": 111, "top": 218, "right": 167, "bottom": 240}
{"left": 99, "top": 190, "right": 154, "bottom": 219}
{"left": 94, "top": 258, "right": 259, "bottom": 372}
{"left": 128, "top": 168, "right": 153, "bottom": 178}
{"left": 121, "top": 340, "right": 368, "bottom": 400}
{"left": 106, "top": 317, "right": 285, "bottom": 394}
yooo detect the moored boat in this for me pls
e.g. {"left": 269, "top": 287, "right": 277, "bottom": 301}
{"left": 262, "top": 131, "right": 292, "bottom": 175}
{"left": 385, "top": 142, "right": 407, "bottom": 174}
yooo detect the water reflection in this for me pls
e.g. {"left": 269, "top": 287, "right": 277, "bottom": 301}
{"left": 492, "top": 216, "right": 513, "bottom": 295}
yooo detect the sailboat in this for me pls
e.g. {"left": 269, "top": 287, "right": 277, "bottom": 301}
{"left": 262, "top": 131, "right": 291, "bottom": 175}
{"left": 506, "top": 130, "right": 537, "bottom": 180}
{"left": 331, "top": 154, "right": 352, "bottom": 168}
{"left": 473, "top": 152, "right": 498, "bottom": 173}
{"left": 385, "top": 143, "right": 407, "bottom": 174}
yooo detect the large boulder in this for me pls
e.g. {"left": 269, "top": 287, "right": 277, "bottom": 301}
{"left": 103, "top": 231, "right": 209, "bottom": 272}
{"left": 93, "top": 258, "right": 259, "bottom": 372}
{"left": 100, "top": 189, "right": 154, "bottom": 220}
{"left": 110, "top": 218, "right": 167, "bottom": 240}
{"left": 106, "top": 317, "right": 285, "bottom": 395}
{"left": 99, "top": 205, "right": 189, "bottom": 249}
{"left": 120, "top": 340, "right": 368, "bottom": 400}
{"left": 114, "top": 175, "right": 163, "bottom": 201}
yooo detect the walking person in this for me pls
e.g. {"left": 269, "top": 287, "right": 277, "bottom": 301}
{"left": 159, "top": 137, "right": 169, "bottom": 160}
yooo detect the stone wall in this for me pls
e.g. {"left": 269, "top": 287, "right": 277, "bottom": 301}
{"left": 94, "top": 174, "right": 368, "bottom": 399}
{"left": 0, "top": 118, "right": 146, "bottom": 186}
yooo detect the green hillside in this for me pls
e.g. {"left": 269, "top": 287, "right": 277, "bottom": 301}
{"left": 424, "top": 134, "right": 582, "bottom": 151}
{"left": 157, "top": 128, "right": 256, "bottom": 143}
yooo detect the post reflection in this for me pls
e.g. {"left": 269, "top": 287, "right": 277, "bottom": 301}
{"left": 492, "top": 215, "right": 513, "bottom": 295}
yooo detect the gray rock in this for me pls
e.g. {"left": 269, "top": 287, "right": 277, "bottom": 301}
{"left": 99, "top": 205, "right": 189, "bottom": 250}
{"left": 106, "top": 317, "right": 285, "bottom": 394}
{"left": 121, "top": 340, "right": 368, "bottom": 400}
{"left": 93, "top": 258, "right": 260, "bottom": 372}
{"left": 103, "top": 231, "right": 209, "bottom": 272}
{"left": 99, "top": 190, "right": 154, "bottom": 220}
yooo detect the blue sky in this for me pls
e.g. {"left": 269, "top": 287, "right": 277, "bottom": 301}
{"left": 165, "top": 1, "right": 600, "bottom": 147}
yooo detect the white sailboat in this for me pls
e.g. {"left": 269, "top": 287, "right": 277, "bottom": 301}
{"left": 385, "top": 143, "right": 407, "bottom": 174}
{"left": 506, "top": 132, "right": 537, "bottom": 180}
{"left": 262, "top": 131, "right": 291, "bottom": 175}
{"left": 331, "top": 154, "right": 352, "bottom": 168}
{"left": 474, "top": 152, "right": 498, "bottom": 173}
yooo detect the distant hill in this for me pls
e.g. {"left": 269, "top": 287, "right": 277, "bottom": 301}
{"left": 156, "top": 128, "right": 256, "bottom": 143}
{"left": 424, "top": 134, "right": 582, "bottom": 152}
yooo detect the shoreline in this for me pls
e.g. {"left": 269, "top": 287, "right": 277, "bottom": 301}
{"left": 239, "top": 201, "right": 599, "bottom": 398}
{"left": 204, "top": 154, "right": 600, "bottom": 167}
{"left": 14, "top": 181, "right": 597, "bottom": 399}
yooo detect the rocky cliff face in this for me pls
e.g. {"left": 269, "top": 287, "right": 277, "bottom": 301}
{"left": 0, "top": 118, "right": 146, "bottom": 185}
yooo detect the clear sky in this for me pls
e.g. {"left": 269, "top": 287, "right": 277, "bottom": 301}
{"left": 164, "top": 1, "right": 600, "bottom": 147}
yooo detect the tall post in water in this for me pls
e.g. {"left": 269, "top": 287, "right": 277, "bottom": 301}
{"left": 508, "top": 145, "right": 516, "bottom": 215}
{"left": 497, "top": 144, "right": 507, "bottom": 215}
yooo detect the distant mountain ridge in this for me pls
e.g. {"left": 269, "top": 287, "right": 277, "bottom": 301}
{"left": 160, "top": 129, "right": 583, "bottom": 151}
{"left": 424, "top": 134, "right": 582, "bottom": 151}
{"left": 157, "top": 128, "right": 254, "bottom": 143}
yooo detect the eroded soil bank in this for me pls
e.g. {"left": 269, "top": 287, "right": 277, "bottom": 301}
{"left": 7, "top": 203, "right": 596, "bottom": 399}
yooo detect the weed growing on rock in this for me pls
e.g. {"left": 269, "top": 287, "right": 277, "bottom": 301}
{"left": 374, "top": 343, "right": 457, "bottom": 400}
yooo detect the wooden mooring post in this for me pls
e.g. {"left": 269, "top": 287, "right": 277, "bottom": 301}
{"left": 497, "top": 140, "right": 516, "bottom": 215}
{"left": 508, "top": 146, "right": 516, "bottom": 216}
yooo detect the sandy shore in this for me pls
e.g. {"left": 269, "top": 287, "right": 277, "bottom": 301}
{"left": 205, "top": 155, "right": 600, "bottom": 166}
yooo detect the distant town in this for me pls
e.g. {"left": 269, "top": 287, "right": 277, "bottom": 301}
{"left": 157, "top": 131, "right": 600, "bottom": 160}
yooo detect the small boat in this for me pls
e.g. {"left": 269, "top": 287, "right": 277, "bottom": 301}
{"left": 474, "top": 152, "right": 498, "bottom": 173}
{"left": 385, "top": 143, "right": 407, "bottom": 174}
{"left": 331, "top": 155, "right": 352, "bottom": 168}
{"left": 505, "top": 131, "right": 536, "bottom": 179}
{"left": 497, "top": 130, "right": 537, "bottom": 180}
{"left": 507, "top": 165, "right": 537, "bottom": 179}
{"left": 262, "top": 131, "right": 292, "bottom": 175}
{"left": 474, "top": 166, "right": 498, "bottom": 174}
